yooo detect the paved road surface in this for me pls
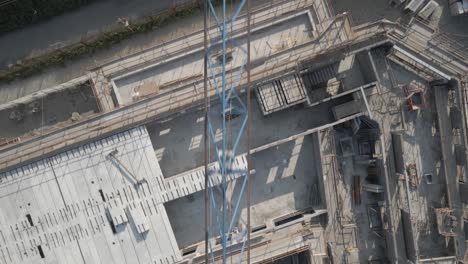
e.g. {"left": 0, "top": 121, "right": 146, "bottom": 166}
{"left": 0, "top": 0, "right": 189, "bottom": 68}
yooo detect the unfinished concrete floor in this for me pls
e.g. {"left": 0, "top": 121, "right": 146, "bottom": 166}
{"left": 147, "top": 92, "right": 338, "bottom": 177}
{"left": 114, "top": 13, "right": 314, "bottom": 105}
{"left": 0, "top": 82, "right": 99, "bottom": 140}
{"left": 145, "top": 44, "right": 372, "bottom": 179}
{"left": 380, "top": 53, "right": 454, "bottom": 258}
{"left": 381, "top": 54, "right": 452, "bottom": 258}
{"left": 152, "top": 44, "right": 379, "bottom": 252}
{"left": 319, "top": 127, "right": 388, "bottom": 264}
{"left": 301, "top": 50, "right": 376, "bottom": 96}
{"left": 392, "top": 63, "right": 455, "bottom": 258}
{"left": 164, "top": 133, "right": 323, "bottom": 249}
{"left": 315, "top": 42, "right": 460, "bottom": 263}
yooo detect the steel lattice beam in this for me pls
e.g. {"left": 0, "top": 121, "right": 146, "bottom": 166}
{"left": 204, "top": 0, "right": 250, "bottom": 263}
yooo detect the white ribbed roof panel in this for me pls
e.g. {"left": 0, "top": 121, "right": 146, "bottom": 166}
{"left": 0, "top": 126, "right": 181, "bottom": 264}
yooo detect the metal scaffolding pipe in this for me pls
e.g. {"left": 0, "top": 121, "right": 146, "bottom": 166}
{"left": 203, "top": 0, "right": 209, "bottom": 263}
{"left": 246, "top": 0, "right": 252, "bottom": 262}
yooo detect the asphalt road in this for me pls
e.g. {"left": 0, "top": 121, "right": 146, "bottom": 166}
{"left": 0, "top": 0, "right": 190, "bottom": 68}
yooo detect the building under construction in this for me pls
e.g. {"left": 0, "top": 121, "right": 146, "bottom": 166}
{"left": 0, "top": 0, "right": 467, "bottom": 263}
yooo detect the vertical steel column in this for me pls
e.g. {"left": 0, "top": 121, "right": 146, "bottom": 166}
{"left": 246, "top": 0, "right": 251, "bottom": 263}
{"left": 203, "top": 0, "right": 209, "bottom": 263}
{"left": 221, "top": 1, "right": 228, "bottom": 260}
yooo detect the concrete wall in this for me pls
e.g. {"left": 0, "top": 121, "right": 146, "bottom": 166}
{"left": 356, "top": 51, "right": 377, "bottom": 84}
{"left": 401, "top": 210, "right": 417, "bottom": 262}
{"left": 391, "top": 133, "right": 405, "bottom": 175}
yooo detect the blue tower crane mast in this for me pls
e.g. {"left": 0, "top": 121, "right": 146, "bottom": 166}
{"left": 203, "top": 0, "right": 251, "bottom": 263}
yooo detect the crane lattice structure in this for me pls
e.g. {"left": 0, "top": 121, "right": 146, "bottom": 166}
{"left": 203, "top": 0, "right": 251, "bottom": 263}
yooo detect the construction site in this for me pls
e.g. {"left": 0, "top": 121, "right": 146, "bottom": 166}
{"left": 0, "top": 0, "right": 467, "bottom": 263}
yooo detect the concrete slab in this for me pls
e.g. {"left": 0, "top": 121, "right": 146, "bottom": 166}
{"left": 320, "top": 45, "right": 465, "bottom": 263}
{"left": 113, "top": 13, "right": 314, "bottom": 105}
{"left": 147, "top": 93, "right": 335, "bottom": 177}
{"left": 0, "top": 82, "right": 99, "bottom": 140}
{"left": 164, "top": 133, "right": 324, "bottom": 249}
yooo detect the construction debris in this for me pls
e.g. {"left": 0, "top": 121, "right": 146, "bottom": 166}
{"left": 71, "top": 111, "right": 81, "bottom": 122}
{"left": 435, "top": 208, "right": 458, "bottom": 236}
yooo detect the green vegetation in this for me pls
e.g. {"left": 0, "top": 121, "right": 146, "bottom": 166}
{"left": 0, "top": 2, "right": 201, "bottom": 82}
{"left": 0, "top": 0, "right": 99, "bottom": 34}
